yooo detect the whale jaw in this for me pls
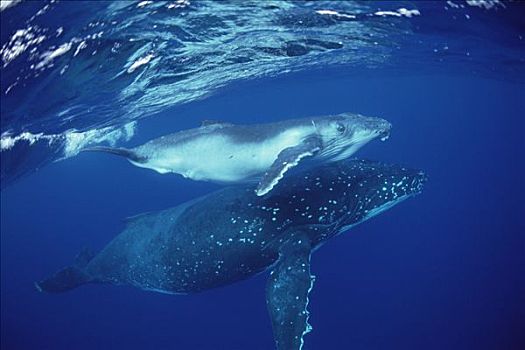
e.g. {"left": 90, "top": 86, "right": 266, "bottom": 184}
{"left": 320, "top": 130, "right": 383, "bottom": 161}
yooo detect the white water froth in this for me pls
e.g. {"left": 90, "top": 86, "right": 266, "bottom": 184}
{"left": 167, "top": 0, "right": 190, "bottom": 10}
{"left": 0, "top": 26, "right": 47, "bottom": 67}
{"left": 446, "top": 1, "right": 462, "bottom": 9}
{"left": 1, "top": 122, "right": 136, "bottom": 158}
{"left": 74, "top": 41, "right": 87, "bottom": 57}
{"left": 315, "top": 10, "right": 356, "bottom": 20}
{"left": 127, "top": 53, "right": 155, "bottom": 73}
{"left": 136, "top": 1, "right": 153, "bottom": 8}
{"left": 34, "top": 42, "right": 73, "bottom": 69}
{"left": 63, "top": 122, "right": 136, "bottom": 157}
{"left": 316, "top": 7, "right": 420, "bottom": 20}
{"left": 0, "top": 0, "right": 21, "bottom": 12}
{"left": 465, "top": 0, "right": 505, "bottom": 10}
{"left": 374, "top": 8, "right": 421, "bottom": 18}
{"left": 0, "top": 131, "right": 55, "bottom": 150}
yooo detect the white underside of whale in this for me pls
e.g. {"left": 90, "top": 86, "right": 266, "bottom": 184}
{"left": 132, "top": 126, "right": 313, "bottom": 183}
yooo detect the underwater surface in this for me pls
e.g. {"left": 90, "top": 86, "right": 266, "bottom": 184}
{"left": 1, "top": 0, "right": 524, "bottom": 349}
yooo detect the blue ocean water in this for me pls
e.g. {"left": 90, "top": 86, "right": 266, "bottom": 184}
{"left": 1, "top": 1, "right": 524, "bottom": 349}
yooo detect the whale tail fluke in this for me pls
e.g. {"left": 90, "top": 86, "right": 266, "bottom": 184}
{"left": 35, "top": 248, "right": 95, "bottom": 293}
{"left": 81, "top": 146, "right": 147, "bottom": 163}
{"left": 35, "top": 266, "right": 91, "bottom": 293}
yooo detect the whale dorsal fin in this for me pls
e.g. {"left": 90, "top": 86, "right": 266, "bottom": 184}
{"left": 266, "top": 232, "right": 314, "bottom": 350}
{"left": 256, "top": 136, "right": 322, "bottom": 196}
{"left": 200, "top": 119, "right": 233, "bottom": 127}
{"left": 124, "top": 211, "right": 155, "bottom": 224}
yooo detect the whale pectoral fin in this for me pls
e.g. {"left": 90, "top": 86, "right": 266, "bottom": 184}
{"left": 256, "top": 137, "right": 322, "bottom": 196}
{"left": 266, "top": 234, "right": 314, "bottom": 350}
{"left": 81, "top": 146, "right": 147, "bottom": 164}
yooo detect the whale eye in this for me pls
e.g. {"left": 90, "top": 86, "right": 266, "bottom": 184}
{"left": 336, "top": 123, "right": 346, "bottom": 133}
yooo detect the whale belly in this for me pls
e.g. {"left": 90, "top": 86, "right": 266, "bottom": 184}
{"left": 150, "top": 135, "right": 268, "bottom": 182}
{"left": 143, "top": 128, "right": 310, "bottom": 183}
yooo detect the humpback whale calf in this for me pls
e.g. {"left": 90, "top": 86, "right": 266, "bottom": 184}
{"left": 36, "top": 159, "right": 425, "bottom": 350}
{"left": 83, "top": 113, "right": 391, "bottom": 195}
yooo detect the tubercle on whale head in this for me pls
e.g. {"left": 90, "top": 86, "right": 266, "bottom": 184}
{"left": 377, "top": 122, "right": 391, "bottom": 142}
{"left": 337, "top": 112, "right": 392, "bottom": 142}
{"left": 313, "top": 112, "right": 391, "bottom": 135}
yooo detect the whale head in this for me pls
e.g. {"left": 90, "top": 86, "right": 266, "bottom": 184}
{"left": 315, "top": 113, "right": 391, "bottom": 161}
{"left": 267, "top": 159, "right": 425, "bottom": 242}
{"left": 329, "top": 159, "right": 427, "bottom": 234}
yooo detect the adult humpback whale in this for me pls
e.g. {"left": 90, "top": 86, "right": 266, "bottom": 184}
{"left": 36, "top": 159, "right": 425, "bottom": 350}
{"left": 83, "top": 113, "right": 391, "bottom": 195}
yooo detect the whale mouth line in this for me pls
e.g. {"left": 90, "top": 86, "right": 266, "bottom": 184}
{"left": 377, "top": 127, "right": 391, "bottom": 142}
{"left": 352, "top": 128, "right": 388, "bottom": 145}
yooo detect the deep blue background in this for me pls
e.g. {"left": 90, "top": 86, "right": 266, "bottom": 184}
{"left": 1, "top": 69, "right": 524, "bottom": 349}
